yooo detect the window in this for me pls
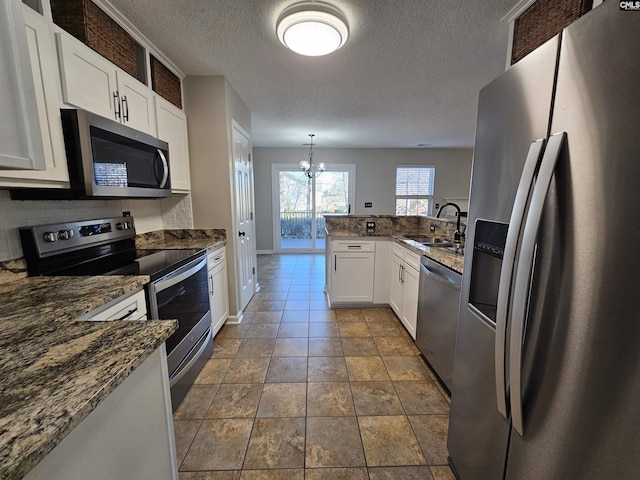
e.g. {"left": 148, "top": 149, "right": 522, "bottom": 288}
{"left": 395, "top": 165, "right": 435, "bottom": 215}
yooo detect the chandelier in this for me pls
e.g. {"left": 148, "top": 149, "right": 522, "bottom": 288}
{"left": 300, "top": 134, "right": 325, "bottom": 178}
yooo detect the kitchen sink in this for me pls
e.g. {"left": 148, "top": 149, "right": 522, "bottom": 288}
{"left": 402, "top": 236, "right": 454, "bottom": 247}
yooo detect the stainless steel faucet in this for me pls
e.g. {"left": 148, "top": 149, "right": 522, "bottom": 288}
{"left": 436, "top": 202, "right": 465, "bottom": 244}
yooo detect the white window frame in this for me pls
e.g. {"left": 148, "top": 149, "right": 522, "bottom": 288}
{"left": 395, "top": 165, "right": 436, "bottom": 216}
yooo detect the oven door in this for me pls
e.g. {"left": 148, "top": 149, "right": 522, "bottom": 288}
{"left": 148, "top": 255, "right": 212, "bottom": 376}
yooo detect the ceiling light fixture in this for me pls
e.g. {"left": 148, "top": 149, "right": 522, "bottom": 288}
{"left": 276, "top": 2, "right": 349, "bottom": 56}
{"left": 300, "top": 134, "right": 325, "bottom": 178}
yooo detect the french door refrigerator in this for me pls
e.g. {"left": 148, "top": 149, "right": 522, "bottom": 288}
{"left": 447, "top": 2, "right": 640, "bottom": 479}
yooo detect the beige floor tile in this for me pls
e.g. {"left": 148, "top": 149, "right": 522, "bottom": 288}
{"left": 282, "top": 310, "right": 310, "bottom": 322}
{"left": 304, "top": 467, "right": 368, "bottom": 480}
{"left": 374, "top": 337, "right": 414, "bottom": 356}
{"left": 335, "top": 309, "right": 366, "bottom": 323}
{"left": 310, "top": 300, "right": 330, "bottom": 311}
{"left": 257, "top": 382, "right": 306, "bottom": 417}
{"left": 262, "top": 292, "right": 288, "bottom": 301}
{"left": 180, "top": 470, "right": 240, "bottom": 479}
{"left": 306, "top": 382, "right": 355, "bottom": 416}
{"left": 236, "top": 338, "right": 276, "bottom": 358}
{"left": 350, "top": 381, "right": 404, "bottom": 416}
{"left": 408, "top": 415, "right": 450, "bottom": 465}
{"left": 259, "top": 300, "right": 286, "bottom": 311}
{"left": 206, "top": 384, "right": 263, "bottom": 418}
{"left": 277, "top": 322, "right": 309, "bottom": 338}
{"left": 245, "top": 311, "right": 283, "bottom": 324}
{"left": 309, "top": 338, "right": 344, "bottom": 356}
{"left": 272, "top": 337, "right": 308, "bottom": 357}
{"left": 285, "top": 300, "right": 310, "bottom": 311}
{"left": 286, "top": 292, "right": 310, "bottom": 301}
{"left": 240, "top": 470, "right": 304, "bottom": 480}
{"left": 173, "top": 419, "right": 201, "bottom": 466}
{"left": 358, "top": 416, "right": 426, "bottom": 467}
{"left": 367, "top": 323, "right": 404, "bottom": 337}
{"left": 265, "top": 357, "right": 308, "bottom": 383}
{"left": 245, "top": 323, "right": 279, "bottom": 338}
{"left": 174, "top": 384, "right": 220, "bottom": 420}
{"left": 309, "top": 322, "right": 340, "bottom": 337}
{"left": 345, "top": 356, "right": 390, "bottom": 382}
{"left": 341, "top": 337, "right": 379, "bottom": 356}
{"left": 393, "top": 381, "right": 450, "bottom": 414}
{"left": 362, "top": 308, "right": 397, "bottom": 324}
{"left": 306, "top": 417, "right": 366, "bottom": 468}
{"left": 181, "top": 419, "right": 253, "bottom": 470}
{"left": 216, "top": 323, "right": 250, "bottom": 339}
{"left": 244, "top": 418, "right": 306, "bottom": 469}
{"left": 309, "top": 310, "right": 336, "bottom": 322}
{"left": 382, "top": 356, "right": 430, "bottom": 381}
{"left": 211, "top": 338, "right": 242, "bottom": 358}
{"left": 338, "top": 322, "right": 372, "bottom": 337}
{"left": 368, "top": 466, "right": 435, "bottom": 480}
{"left": 430, "top": 465, "right": 457, "bottom": 480}
{"left": 194, "top": 358, "right": 232, "bottom": 384}
{"left": 223, "top": 357, "right": 270, "bottom": 384}
{"left": 308, "top": 356, "right": 349, "bottom": 382}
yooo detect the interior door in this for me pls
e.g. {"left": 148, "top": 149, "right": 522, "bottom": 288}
{"left": 272, "top": 164, "right": 355, "bottom": 253}
{"left": 233, "top": 124, "right": 256, "bottom": 311}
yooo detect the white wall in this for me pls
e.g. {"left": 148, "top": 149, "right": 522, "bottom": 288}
{"left": 253, "top": 147, "right": 472, "bottom": 251}
{"left": 0, "top": 191, "right": 193, "bottom": 261}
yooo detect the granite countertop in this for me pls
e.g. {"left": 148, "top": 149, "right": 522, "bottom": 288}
{"left": 135, "top": 229, "right": 226, "bottom": 251}
{"left": 0, "top": 276, "right": 177, "bottom": 480}
{"left": 393, "top": 236, "right": 465, "bottom": 274}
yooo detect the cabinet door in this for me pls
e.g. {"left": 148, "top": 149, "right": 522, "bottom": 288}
{"left": 209, "top": 262, "right": 229, "bottom": 336}
{"left": 56, "top": 31, "right": 118, "bottom": 121}
{"left": 401, "top": 265, "right": 420, "bottom": 340}
{"left": 0, "top": 0, "right": 45, "bottom": 170}
{"left": 155, "top": 96, "right": 190, "bottom": 192}
{"left": 331, "top": 252, "right": 375, "bottom": 303}
{"left": 117, "top": 70, "right": 156, "bottom": 135}
{"left": 389, "top": 254, "right": 404, "bottom": 316}
{"left": 0, "top": 6, "right": 69, "bottom": 187}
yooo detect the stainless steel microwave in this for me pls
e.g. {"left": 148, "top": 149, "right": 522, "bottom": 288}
{"left": 11, "top": 109, "right": 171, "bottom": 200}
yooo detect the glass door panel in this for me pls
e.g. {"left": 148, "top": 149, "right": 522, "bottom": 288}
{"left": 278, "top": 170, "right": 313, "bottom": 250}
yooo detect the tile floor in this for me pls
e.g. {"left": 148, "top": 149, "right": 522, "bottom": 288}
{"left": 173, "top": 254, "right": 455, "bottom": 480}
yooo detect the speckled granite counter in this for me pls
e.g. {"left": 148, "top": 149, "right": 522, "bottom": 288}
{"left": 0, "top": 276, "right": 177, "bottom": 480}
{"left": 135, "top": 228, "right": 226, "bottom": 251}
{"left": 393, "top": 236, "right": 464, "bottom": 274}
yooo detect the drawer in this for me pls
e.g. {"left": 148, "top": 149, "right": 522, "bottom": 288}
{"left": 404, "top": 249, "right": 421, "bottom": 271}
{"left": 207, "top": 247, "right": 226, "bottom": 268}
{"left": 332, "top": 240, "right": 376, "bottom": 252}
{"left": 85, "top": 288, "right": 147, "bottom": 321}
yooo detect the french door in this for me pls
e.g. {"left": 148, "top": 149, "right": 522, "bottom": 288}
{"left": 272, "top": 164, "right": 355, "bottom": 252}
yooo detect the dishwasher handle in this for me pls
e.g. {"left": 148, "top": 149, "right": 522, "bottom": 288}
{"left": 420, "top": 258, "right": 461, "bottom": 290}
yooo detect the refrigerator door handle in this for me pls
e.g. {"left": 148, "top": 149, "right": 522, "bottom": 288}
{"left": 509, "top": 132, "right": 566, "bottom": 436}
{"left": 495, "top": 139, "right": 546, "bottom": 419}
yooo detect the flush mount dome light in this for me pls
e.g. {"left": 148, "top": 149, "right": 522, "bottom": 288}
{"left": 277, "top": 2, "right": 349, "bottom": 56}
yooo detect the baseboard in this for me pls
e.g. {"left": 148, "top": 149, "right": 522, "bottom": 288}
{"left": 225, "top": 311, "right": 244, "bottom": 324}
{"left": 257, "top": 250, "right": 274, "bottom": 255}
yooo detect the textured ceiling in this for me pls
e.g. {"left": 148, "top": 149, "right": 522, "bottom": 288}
{"left": 107, "top": 0, "right": 517, "bottom": 148}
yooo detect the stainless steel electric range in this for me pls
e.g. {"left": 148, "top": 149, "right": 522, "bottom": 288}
{"left": 19, "top": 216, "right": 213, "bottom": 410}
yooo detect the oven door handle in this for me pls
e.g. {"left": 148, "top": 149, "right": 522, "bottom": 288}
{"left": 169, "top": 328, "right": 212, "bottom": 387}
{"left": 154, "top": 257, "right": 207, "bottom": 294}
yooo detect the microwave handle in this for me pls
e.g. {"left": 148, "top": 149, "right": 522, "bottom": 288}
{"left": 157, "top": 149, "right": 169, "bottom": 188}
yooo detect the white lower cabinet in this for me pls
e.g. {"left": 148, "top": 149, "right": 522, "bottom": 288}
{"left": 208, "top": 247, "right": 229, "bottom": 336}
{"left": 83, "top": 288, "right": 148, "bottom": 321}
{"left": 329, "top": 240, "right": 376, "bottom": 304}
{"left": 389, "top": 242, "right": 421, "bottom": 339}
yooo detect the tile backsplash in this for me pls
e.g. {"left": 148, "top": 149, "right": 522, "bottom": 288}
{"left": 0, "top": 191, "right": 193, "bottom": 261}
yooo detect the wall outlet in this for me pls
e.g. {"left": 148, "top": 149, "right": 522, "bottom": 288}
{"left": 366, "top": 221, "right": 376, "bottom": 229}
{"left": 123, "top": 211, "right": 131, "bottom": 217}
{"left": 364, "top": 202, "right": 373, "bottom": 208}
{"left": 430, "top": 225, "right": 436, "bottom": 232}
{"left": 435, "top": 203, "right": 440, "bottom": 210}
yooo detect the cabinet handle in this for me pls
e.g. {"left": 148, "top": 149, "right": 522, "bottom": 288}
{"left": 401, "top": 265, "right": 405, "bottom": 284}
{"left": 113, "top": 91, "right": 121, "bottom": 119}
{"left": 347, "top": 245, "right": 362, "bottom": 249}
{"left": 116, "top": 307, "right": 138, "bottom": 321}
{"left": 209, "top": 274, "right": 214, "bottom": 295}
{"left": 334, "top": 255, "right": 337, "bottom": 271}
{"left": 213, "top": 255, "right": 222, "bottom": 261}
{"left": 121, "top": 95, "right": 129, "bottom": 121}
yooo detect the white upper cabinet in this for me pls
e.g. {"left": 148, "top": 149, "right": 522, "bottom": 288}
{"left": 0, "top": 4, "right": 69, "bottom": 187}
{"left": 155, "top": 95, "right": 190, "bottom": 193}
{"left": 0, "top": 0, "right": 46, "bottom": 171}
{"left": 56, "top": 31, "right": 156, "bottom": 136}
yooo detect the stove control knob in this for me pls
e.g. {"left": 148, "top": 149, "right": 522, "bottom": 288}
{"left": 58, "top": 229, "right": 74, "bottom": 241}
{"left": 117, "top": 221, "right": 131, "bottom": 230}
{"left": 42, "top": 232, "right": 58, "bottom": 243}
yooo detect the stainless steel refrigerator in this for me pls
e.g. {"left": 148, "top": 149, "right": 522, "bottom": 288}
{"left": 448, "top": 2, "right": 640, "bottom": 479}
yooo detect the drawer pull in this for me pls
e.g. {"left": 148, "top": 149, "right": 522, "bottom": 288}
{"left": 347, "top": 245, "right": 362, "bottom": 249}
{"left": 117, "top": 307, "right": 138, "bottom": 321}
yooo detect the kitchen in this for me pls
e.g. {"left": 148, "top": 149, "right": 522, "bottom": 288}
{"left": 1, "top": 0, "right": 638, "bottom": 479}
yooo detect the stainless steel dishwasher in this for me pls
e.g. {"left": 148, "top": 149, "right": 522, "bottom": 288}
{"left": 416, "top": 256, "right": 462, "bottom": 391}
